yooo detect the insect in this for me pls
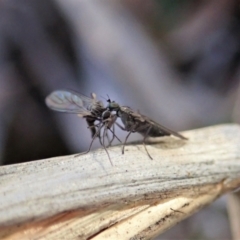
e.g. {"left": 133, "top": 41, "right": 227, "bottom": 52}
{"left": 45, "top": 90, "right": 119, "bottom": 165}
{"left": 107, "top": 99, "right": 187, "bottom": 159}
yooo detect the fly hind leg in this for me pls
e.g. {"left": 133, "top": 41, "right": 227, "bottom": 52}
{"left": 142, "top": 126, "right": 153, "bottom": 160}
{"left": 122, "top": 131, "right": 132, "bottom": 155}
{"left": 114, "top": 121, "right": 131, "bottom": 155}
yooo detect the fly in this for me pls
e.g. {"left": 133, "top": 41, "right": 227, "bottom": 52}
{"left": 45, "top": 90, "right": 119, "bottom": 165}
{"left": 107, "top": 99, "right": 187, "bottom": 159}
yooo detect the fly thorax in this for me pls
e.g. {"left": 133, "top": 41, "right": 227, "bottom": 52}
{"left": 120, "top": 111, "right": 133, "bottom": 130}
{"left": 107, "top": 101, "right": 120, "bottom": 111}
{"left": 92, "top": 106, "right": 104, "bottom": 116}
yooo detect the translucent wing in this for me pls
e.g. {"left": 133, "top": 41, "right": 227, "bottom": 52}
{"left": 149, "top": 119, "right": 187, "bottom": 139}
{"left": 45, "top": 90, "right": 95, "bottom": 116}
{"left": 72, "top": 91, "right": 103, "bottom": 109}
{"left": 121, "top": 106, "right": 187, "bottom": 140}
{"left": 140, "top": 114, "right": 187, "bottom": 140}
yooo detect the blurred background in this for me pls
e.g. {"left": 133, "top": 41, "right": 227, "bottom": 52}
{"left": 0, "top": 0, "right": 240, "bottom": 239}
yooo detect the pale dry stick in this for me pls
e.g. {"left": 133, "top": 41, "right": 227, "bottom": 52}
{"left": 0, "top": 124, "right": 240, "bottom": 240}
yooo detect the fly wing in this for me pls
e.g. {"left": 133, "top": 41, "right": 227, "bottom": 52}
{"left": 146, "top": 117, "right": 187, "bottom": 140}
{"left": 70, "top": 91, "right": 105, "bottom": 113}
{"left": 45, "top": 90, "right": 92, "bottom": 116}
{"left": 130, "top": 110, "right": 187, "bottom": 140}
{"left": 75, "top": 92, "right": 103, "bottom": 108}
{"left": 130, "top": 110, "right": 145, "bottom": 122}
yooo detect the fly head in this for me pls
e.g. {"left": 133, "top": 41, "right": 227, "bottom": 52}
{"left": 107, "top": 99, "right": 120, "bottom": 112}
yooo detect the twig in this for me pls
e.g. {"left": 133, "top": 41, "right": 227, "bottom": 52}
{"left": 0, "top": 124, "right": 240, "bottom": 240}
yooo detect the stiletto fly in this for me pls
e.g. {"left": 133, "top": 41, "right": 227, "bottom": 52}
{"left": 45, "top": 90, "right": 119, "bottom": 165}
{"left": 107, "top": 99, "right": 187, "bottom": 159}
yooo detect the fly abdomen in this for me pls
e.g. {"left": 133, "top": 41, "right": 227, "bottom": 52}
{"left": 137, "top": 124, "right": 170, "bottom": 137}
{"left": 147, "top": 125, "right": 171, "bottom": 137}
{"left": 86, "top": 118, "right": 97, "bottom": 138}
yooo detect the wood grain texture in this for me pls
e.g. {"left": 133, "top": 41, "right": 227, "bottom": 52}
{"left": 0, "top": 124, "right": 240, "bottom": 239}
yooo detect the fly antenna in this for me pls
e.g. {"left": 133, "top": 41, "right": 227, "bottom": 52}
{"left": 106, "top": 94, "right": 111, "bottom": 102}
{"left": 101, "top": 94, "right": 111, "bottom": 103}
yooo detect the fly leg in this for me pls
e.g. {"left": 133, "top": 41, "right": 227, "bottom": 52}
{"left": 87, "top": 122, "right": 103, "bottom": 146}
{"left": 122, "top": 131, "right": 132, "bottom": 155}
{"left": 108, "top": 123, "right": 115, "bottom": 146}
{"left": 102, "top": 124, "right": 113, "bottom": 166}
{"left": 105, "top": 131, "right": 111, "bottom": 146}
{"left": 132, "top": 123, "right": 153, "bottom": 159}
{"left": 142, "top": 126, "right": 153, "bottom": 160}
{"left": 105, "top": 116, "right": 115, "bottom": 146}
{"left": 74, "top": 123, "right": 104, "bottom": 157}
{"left": 107, "top": 126, "right": 122, "bottom": 144}
{"left": 106, "top": 114, "right": 122, "bottom": 146}
{"left": 107, "top": 115, "right": 117, "bottom": 146}
{"left": 104, "top": 126, "right": 120, "bottom": 147}
{"left": 96, "top": 123, "right": 104, "bottom": 146}
{"left": 113, "top": 121, "right": 129, "bottom": 154}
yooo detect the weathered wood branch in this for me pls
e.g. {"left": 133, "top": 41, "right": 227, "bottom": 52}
{"left": 0, "top": 124, "right": 240, "bottom": 240}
